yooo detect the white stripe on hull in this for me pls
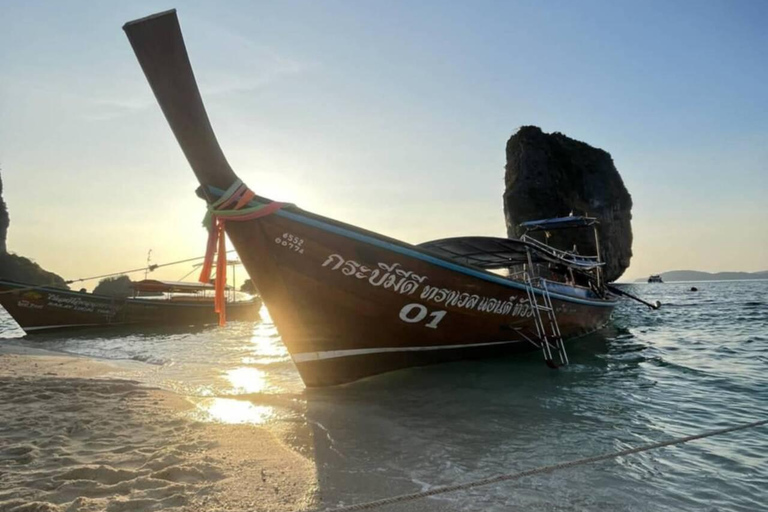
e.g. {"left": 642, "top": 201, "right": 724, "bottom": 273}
{"left": 292, "top": 339, "right": 523, "bottom": 363}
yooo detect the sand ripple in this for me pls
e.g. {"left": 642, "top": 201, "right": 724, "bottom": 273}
{"left": 0, "top": 376, "right": 220, "bottom": 511}
{"left": 0, "top": 371, "right": 314, "bottom": 511}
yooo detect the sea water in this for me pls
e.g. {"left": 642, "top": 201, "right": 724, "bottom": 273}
{"left": 1, "top": 281, "right": 766, "bottom": 511}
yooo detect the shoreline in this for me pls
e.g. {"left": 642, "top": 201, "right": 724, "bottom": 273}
{"left": 0, "top": 345, "right": 316, "bottom": 511}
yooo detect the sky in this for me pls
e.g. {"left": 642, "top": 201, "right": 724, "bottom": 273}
{"left": 0, "top": 0, "right": 766, "bottom": 288}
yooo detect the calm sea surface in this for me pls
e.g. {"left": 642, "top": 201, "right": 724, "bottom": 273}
{"left": 1, "top": 281, "right": 766, "bottom": 511}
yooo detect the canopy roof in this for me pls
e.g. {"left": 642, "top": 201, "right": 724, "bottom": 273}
{"left": 131, "top": 279, "right": 215, "bottom": 293}
{"left": 520, "top": 216, "right": 598, "bottom": 231}
{"left": 418, "top": 237, "right": 602, "bottom": 270}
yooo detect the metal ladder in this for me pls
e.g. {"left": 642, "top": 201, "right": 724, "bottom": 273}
{"left": 523, "top": 274, "right": 569, "bottom": 368}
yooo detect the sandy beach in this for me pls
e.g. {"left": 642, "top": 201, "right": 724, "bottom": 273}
{"left": 0, "top": 345, "right": 316, "bottom": 512}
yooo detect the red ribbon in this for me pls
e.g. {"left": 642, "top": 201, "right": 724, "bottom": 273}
{"left": 199, "top": 195, "right": 286, "bottom": 326}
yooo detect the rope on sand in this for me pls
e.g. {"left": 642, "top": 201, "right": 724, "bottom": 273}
{"left": 318, "top": 418, "right": 768, "bottom": 512}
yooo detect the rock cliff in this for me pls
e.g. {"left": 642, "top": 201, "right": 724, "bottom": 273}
{"left": 0, "top": 167, "right": 69, "bottom": 288}
{"left": 0, "top": 171, "right": 8, "bottom": 254}
{"left": 503, "top": 126, "right": 632, "bottom": 282}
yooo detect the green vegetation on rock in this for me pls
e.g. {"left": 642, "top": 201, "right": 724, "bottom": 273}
{"left": 240, "top": 278, "right": 257, "bottom": 294}
{"left": 0, "top": 166, "right": 69, "bottom": 288}
{"left": 0, "top": 252, "right": 70, "bottom": 289}
{"left": 93, "top": 275, "right": 133, "bottom": 297}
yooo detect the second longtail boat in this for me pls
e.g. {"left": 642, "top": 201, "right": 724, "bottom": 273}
{"left": 0, "top": 278, "right": 260, "bottom": 334}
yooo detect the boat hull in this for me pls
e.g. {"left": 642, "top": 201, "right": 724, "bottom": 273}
{"left": 222, "top": 207, "right": 616, "bottom": 387}
{"left": 0, "top": 280, "right": 260, "bottom": 333}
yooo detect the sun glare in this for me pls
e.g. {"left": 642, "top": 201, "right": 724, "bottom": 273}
{"left": 225, "top": 367, "right": 269, "bottom": 394}
{"left": 241, "top": 314, "right": 288, "bottom": 366}
{"left": 194, "top": 397, "right": 273, "bottom": 425}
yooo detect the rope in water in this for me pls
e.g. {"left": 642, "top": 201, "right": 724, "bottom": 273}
{"left": 317, "top": 417, "right": 768, "bottom": 512}
{"left": 199, "top": 179, "right": 287, "bottom": 326}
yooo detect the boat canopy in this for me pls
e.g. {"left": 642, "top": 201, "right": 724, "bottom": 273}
{"left": 520, "top": 216, "right": 598, "bottom": 231}
{"left": 417, "top": 237, "right": 602, "bottom": 270}
{"left": 131, "top": 279, "right": 215, "bottom": 293}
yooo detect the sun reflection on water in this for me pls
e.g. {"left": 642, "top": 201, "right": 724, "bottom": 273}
{"left": 184, "top": 306, "right": 292, "bottom": 426}
{"left": 226, "top": 367, "right": 270, "bottom": 394}
{"left": 247, "top": 325, "right": 286, "bottom": 357}
{"left": 193, "top": 397, "right": 273, "bottom": 425}
{"left": 241, "top": 356, "right": 282, "bottom": 365}
{"left": 238, "top": 313, "right": 289, "bottom": 366}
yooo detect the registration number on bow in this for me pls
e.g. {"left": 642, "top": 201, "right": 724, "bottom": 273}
{"left": 274, "top": 233, "right": 305, "bottom": 253}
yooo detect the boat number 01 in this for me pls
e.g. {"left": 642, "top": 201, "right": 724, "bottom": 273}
{"left": 398, "top": 303, "right": 447, "bottom": 329}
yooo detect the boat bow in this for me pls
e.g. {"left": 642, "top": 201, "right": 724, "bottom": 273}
{"left": 123, "top": 10, "right": 237, "bottom": 193}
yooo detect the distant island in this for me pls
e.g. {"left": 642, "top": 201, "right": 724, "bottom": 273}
{"left": 634, "top": 270, "right": 768, "bottom": 282}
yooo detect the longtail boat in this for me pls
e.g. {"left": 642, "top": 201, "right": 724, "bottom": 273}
{"left": 123, "top": 10, "right": 619, "bottom": 387}
{"left": 0, "top": 279, "right": 260, "bottom": 334}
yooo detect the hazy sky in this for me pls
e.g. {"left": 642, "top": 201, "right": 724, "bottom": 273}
{"left": 1, "top": 0, "right": 766, "bottom": 287}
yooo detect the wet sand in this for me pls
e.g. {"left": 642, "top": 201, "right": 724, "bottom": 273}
{"left": 0, "top": 346, "right": 316, "bottom": 512}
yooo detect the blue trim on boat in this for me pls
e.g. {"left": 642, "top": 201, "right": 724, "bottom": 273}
{"left": 278, "top": 210, "right": 615, "bottom": 307}
{"left": 205, "top": 187, "right": 618, "bottom": 308}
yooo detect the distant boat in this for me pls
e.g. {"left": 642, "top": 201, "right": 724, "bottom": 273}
{"left": 0, "top": 279, "right": 260, "bottom": 334}
{"left": 123, "top": 10, "right": 620, "bottom": 387}
{"left": 648, "top": 275, "right": 664, "bottom": 283}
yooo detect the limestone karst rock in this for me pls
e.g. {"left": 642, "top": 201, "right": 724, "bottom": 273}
{"left": 503, "top": 126, "right": 633, "bottom": 282}
{"left": 0, "top": 167, "right": 69, "bottom": 288}
{"left": 0, "top": 171, "right": 8, "bottom": 254}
